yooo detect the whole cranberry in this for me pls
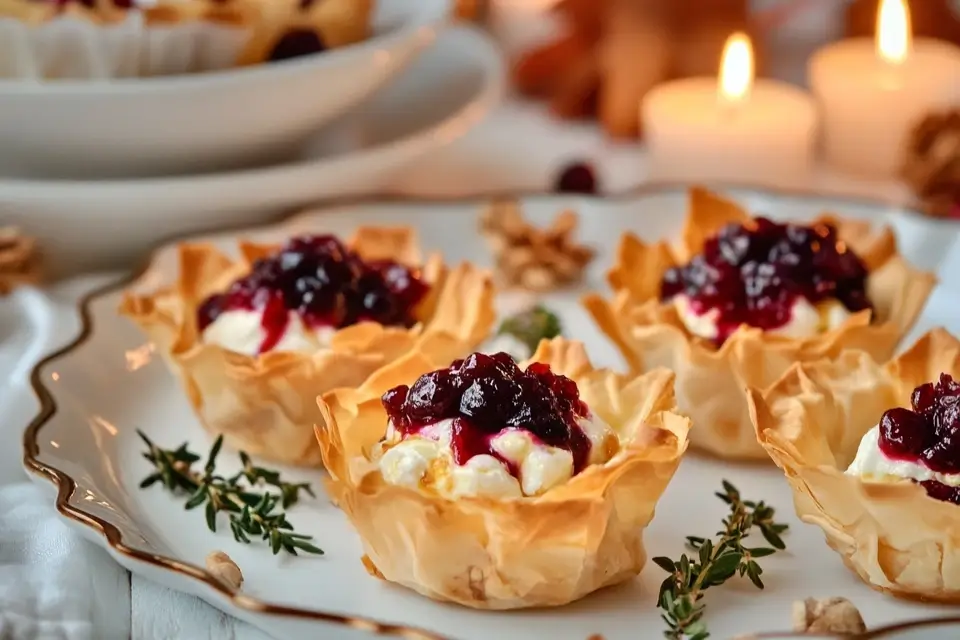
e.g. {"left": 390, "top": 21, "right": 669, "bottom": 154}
{"left": 554, "top": 162, "right": 597, "bottom": 195}
{"left": 912, "top": 382, "right": 937, "bottom": 416}
{"left": 405, "top": 371, "right": 458, "bottom": 424}
{"left": 460, "top": 377, "right": 519, "bottom": 432}
{"left": 381, "top": 386, "right": 409, "bottom": 416}
{"left": 269, "top": 30, "right": 326, "bottom": 62}
{"left": 922, "top": 434, "right": 960, "bottom": 474}
{"left": 937, "top": 373, "right": 960, "bottom": 397}
{"left": 715, "top": 226, "right": 751, "bottom": 265}
{"left": 878, "top": 407, "right": 929, "bottom": 459}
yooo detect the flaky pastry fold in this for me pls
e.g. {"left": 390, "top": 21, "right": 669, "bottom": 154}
{"left": 316, "top": 337, "right": 690, "bottom": 610}
{"left": 748, "top": 328, "right": 960, "bottom": 602}
{"left": 120, "top": 226, "right": 495, "bottom": 467}
{"left": 583, "top": 187, "right": 936, "bottom": 460}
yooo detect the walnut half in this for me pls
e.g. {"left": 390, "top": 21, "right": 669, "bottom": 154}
{"left": 205, "top": 551, "right": 243, "bottom": 591}
{"left": 479, "top": 200, "right": 595, "bottom": 292}
{"left": 792, "top": 597, "right": 866, "bottom": 635}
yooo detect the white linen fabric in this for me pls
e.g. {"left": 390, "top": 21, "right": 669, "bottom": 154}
{"left": 0, "top": 281, "right": 269, "bottom": 640}
{"left": 0, "top": 484, "right": 129, "bottom": 640}
{"left": 0, "top": 285, "right": 129, "bottom": 640}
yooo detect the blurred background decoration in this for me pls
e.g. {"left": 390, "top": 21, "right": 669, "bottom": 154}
{"left": 845, "top": 0, "right": 960, "bottom": 45}
{"left": 510, "top": 0, "right": 762, "bottom": 139}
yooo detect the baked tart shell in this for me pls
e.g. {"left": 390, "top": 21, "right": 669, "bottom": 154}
{"left": 749, "top": 328, "right": 960, "bottom": 602}
{"left": 316, "top": 337, "right": 691, "bottom": 610}
{"left": 120, "top": 227, "right": 496, "bottom": 467}
{"left": 584, "top": 187, "right": 936, "bottom": 460}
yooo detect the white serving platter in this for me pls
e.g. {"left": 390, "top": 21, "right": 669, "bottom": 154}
{"left": 22, "top": 187, "right": 960, "bottom": 640}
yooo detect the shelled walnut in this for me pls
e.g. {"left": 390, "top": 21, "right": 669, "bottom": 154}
{"left": 792, "top": 597, "right": 866, "bottom": 635}
{"left": 0, "top": 227, "right": 41, "bottom": 295}
{"left": 901, "top": 109, "right": 960, "bottom": 218}
{"left": 205, "top": 551, "right": 243, "bottom": 590}
{"left": 479, "top": 200, "right": 595, "bottom": 291}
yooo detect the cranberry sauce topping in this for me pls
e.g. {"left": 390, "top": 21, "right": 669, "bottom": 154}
{"left": 660, "top": 217, "right": 872, "bottom": 344}
{"left": 879, "top": 373, "right": 960, "bottom": 476}
{"left": 920, "top": 480, "right": 960, "bottom": 505}
{"left": 49, "top": 0, "right": 133, "bottom": 8}
{"left": 381, "top": 351, "right": 593, "bottom": 474}
{"left": 197, "top": 234, "right": 428, "bottom": 353}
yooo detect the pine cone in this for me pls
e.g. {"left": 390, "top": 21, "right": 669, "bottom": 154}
{"left": 0, "top": 228, "right": 41, "bottom": 295}
{"left": 902, "top": 109, "right": 960, "bottom": 218}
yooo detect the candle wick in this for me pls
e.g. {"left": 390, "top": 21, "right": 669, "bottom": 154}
{"left": 717, "top": 90, "right": 747, "bottom": 119}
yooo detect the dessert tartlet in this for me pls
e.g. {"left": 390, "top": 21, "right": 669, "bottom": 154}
{"left": 749, "top": 329, "right": 960, "bottom": 602}
{"left": 120, "top": 227, "right": 495, "bottom": 467}
{"left": 0, "top": 0, "right": 372, "bottom": 78}
{"left": 584, "top": 187, "right": 935, "bottom": 460}
{"left": 316, "top": 337, "right": 690, "bottom": 609}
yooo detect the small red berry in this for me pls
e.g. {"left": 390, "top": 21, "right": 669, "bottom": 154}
{"left": 554, "top": 162, "right": 597, "bottom": 195}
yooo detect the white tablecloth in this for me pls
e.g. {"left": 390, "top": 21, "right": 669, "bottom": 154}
{"left": 0, "top": 285, "right": 129, "bottom": 640}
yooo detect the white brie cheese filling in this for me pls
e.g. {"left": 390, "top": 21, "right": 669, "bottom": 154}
{"left": 673, "top": 294, "right": 854, "bottom": 341}
{"left": 201, "top": 309, "right": 335, "bottom": 357}
{"left": 846, "top": 425, "right": 960, "bottom": 487}
{"left": 376, "top": 413, "right": 618, "bottom": 499}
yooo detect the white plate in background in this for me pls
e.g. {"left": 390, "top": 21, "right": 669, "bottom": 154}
{"left": 0, "top": 0, "right": 451, "bottom": 179}
{"left": 0, "top": 25, "right": 504, "bottom": 277}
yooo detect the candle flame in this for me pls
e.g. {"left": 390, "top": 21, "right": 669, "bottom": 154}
{"left": 718, "top": 32, "right": 753, "bottom": 104}
{"left": 876, "top": 0, "right": 911, "bottom": 64}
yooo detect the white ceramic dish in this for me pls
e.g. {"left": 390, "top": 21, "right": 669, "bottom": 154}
{"left": 0, "top": 25, "right": 503, "bottom": 277}
{"left": 22, "top": 187, "right": 960, "bottom": 640}
{"left": 0, "top": 0, "right": 450, "bottom": 180}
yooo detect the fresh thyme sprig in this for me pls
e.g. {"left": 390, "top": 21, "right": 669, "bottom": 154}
{"left": 497, "top": 305, "right": 563, "bottom": 354}
{"left": 654, "top": 480, "right": 789, "bottom": 640}
{"left": 137, "top": 430, "right": 322, "bottom": 556}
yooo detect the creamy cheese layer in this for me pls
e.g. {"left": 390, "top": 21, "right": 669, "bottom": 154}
{"left": 201, "top": 309, "right": 335, "bottom": 356}
{"left": 376, "top": 414, "right": 618, "bottom": 499}
{"left": 673, "top": 295, "right": 854, "bottom": 341}
{"left": 846, "top": 425, "right": 960, "bottom": 487}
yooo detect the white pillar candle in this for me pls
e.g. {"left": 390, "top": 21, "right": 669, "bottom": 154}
{"left": 642, "top": 33, "right": 818, "bottom": 190}
{"left": 809, "top": 0, "right": 960, "bottom": 178}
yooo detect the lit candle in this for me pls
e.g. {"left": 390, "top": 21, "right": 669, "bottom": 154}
{"left": 809, "top": 0, "right": 960, "bottom": 178}
{"left": 641, "top": 33, "right": 818, "bottom": 189}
